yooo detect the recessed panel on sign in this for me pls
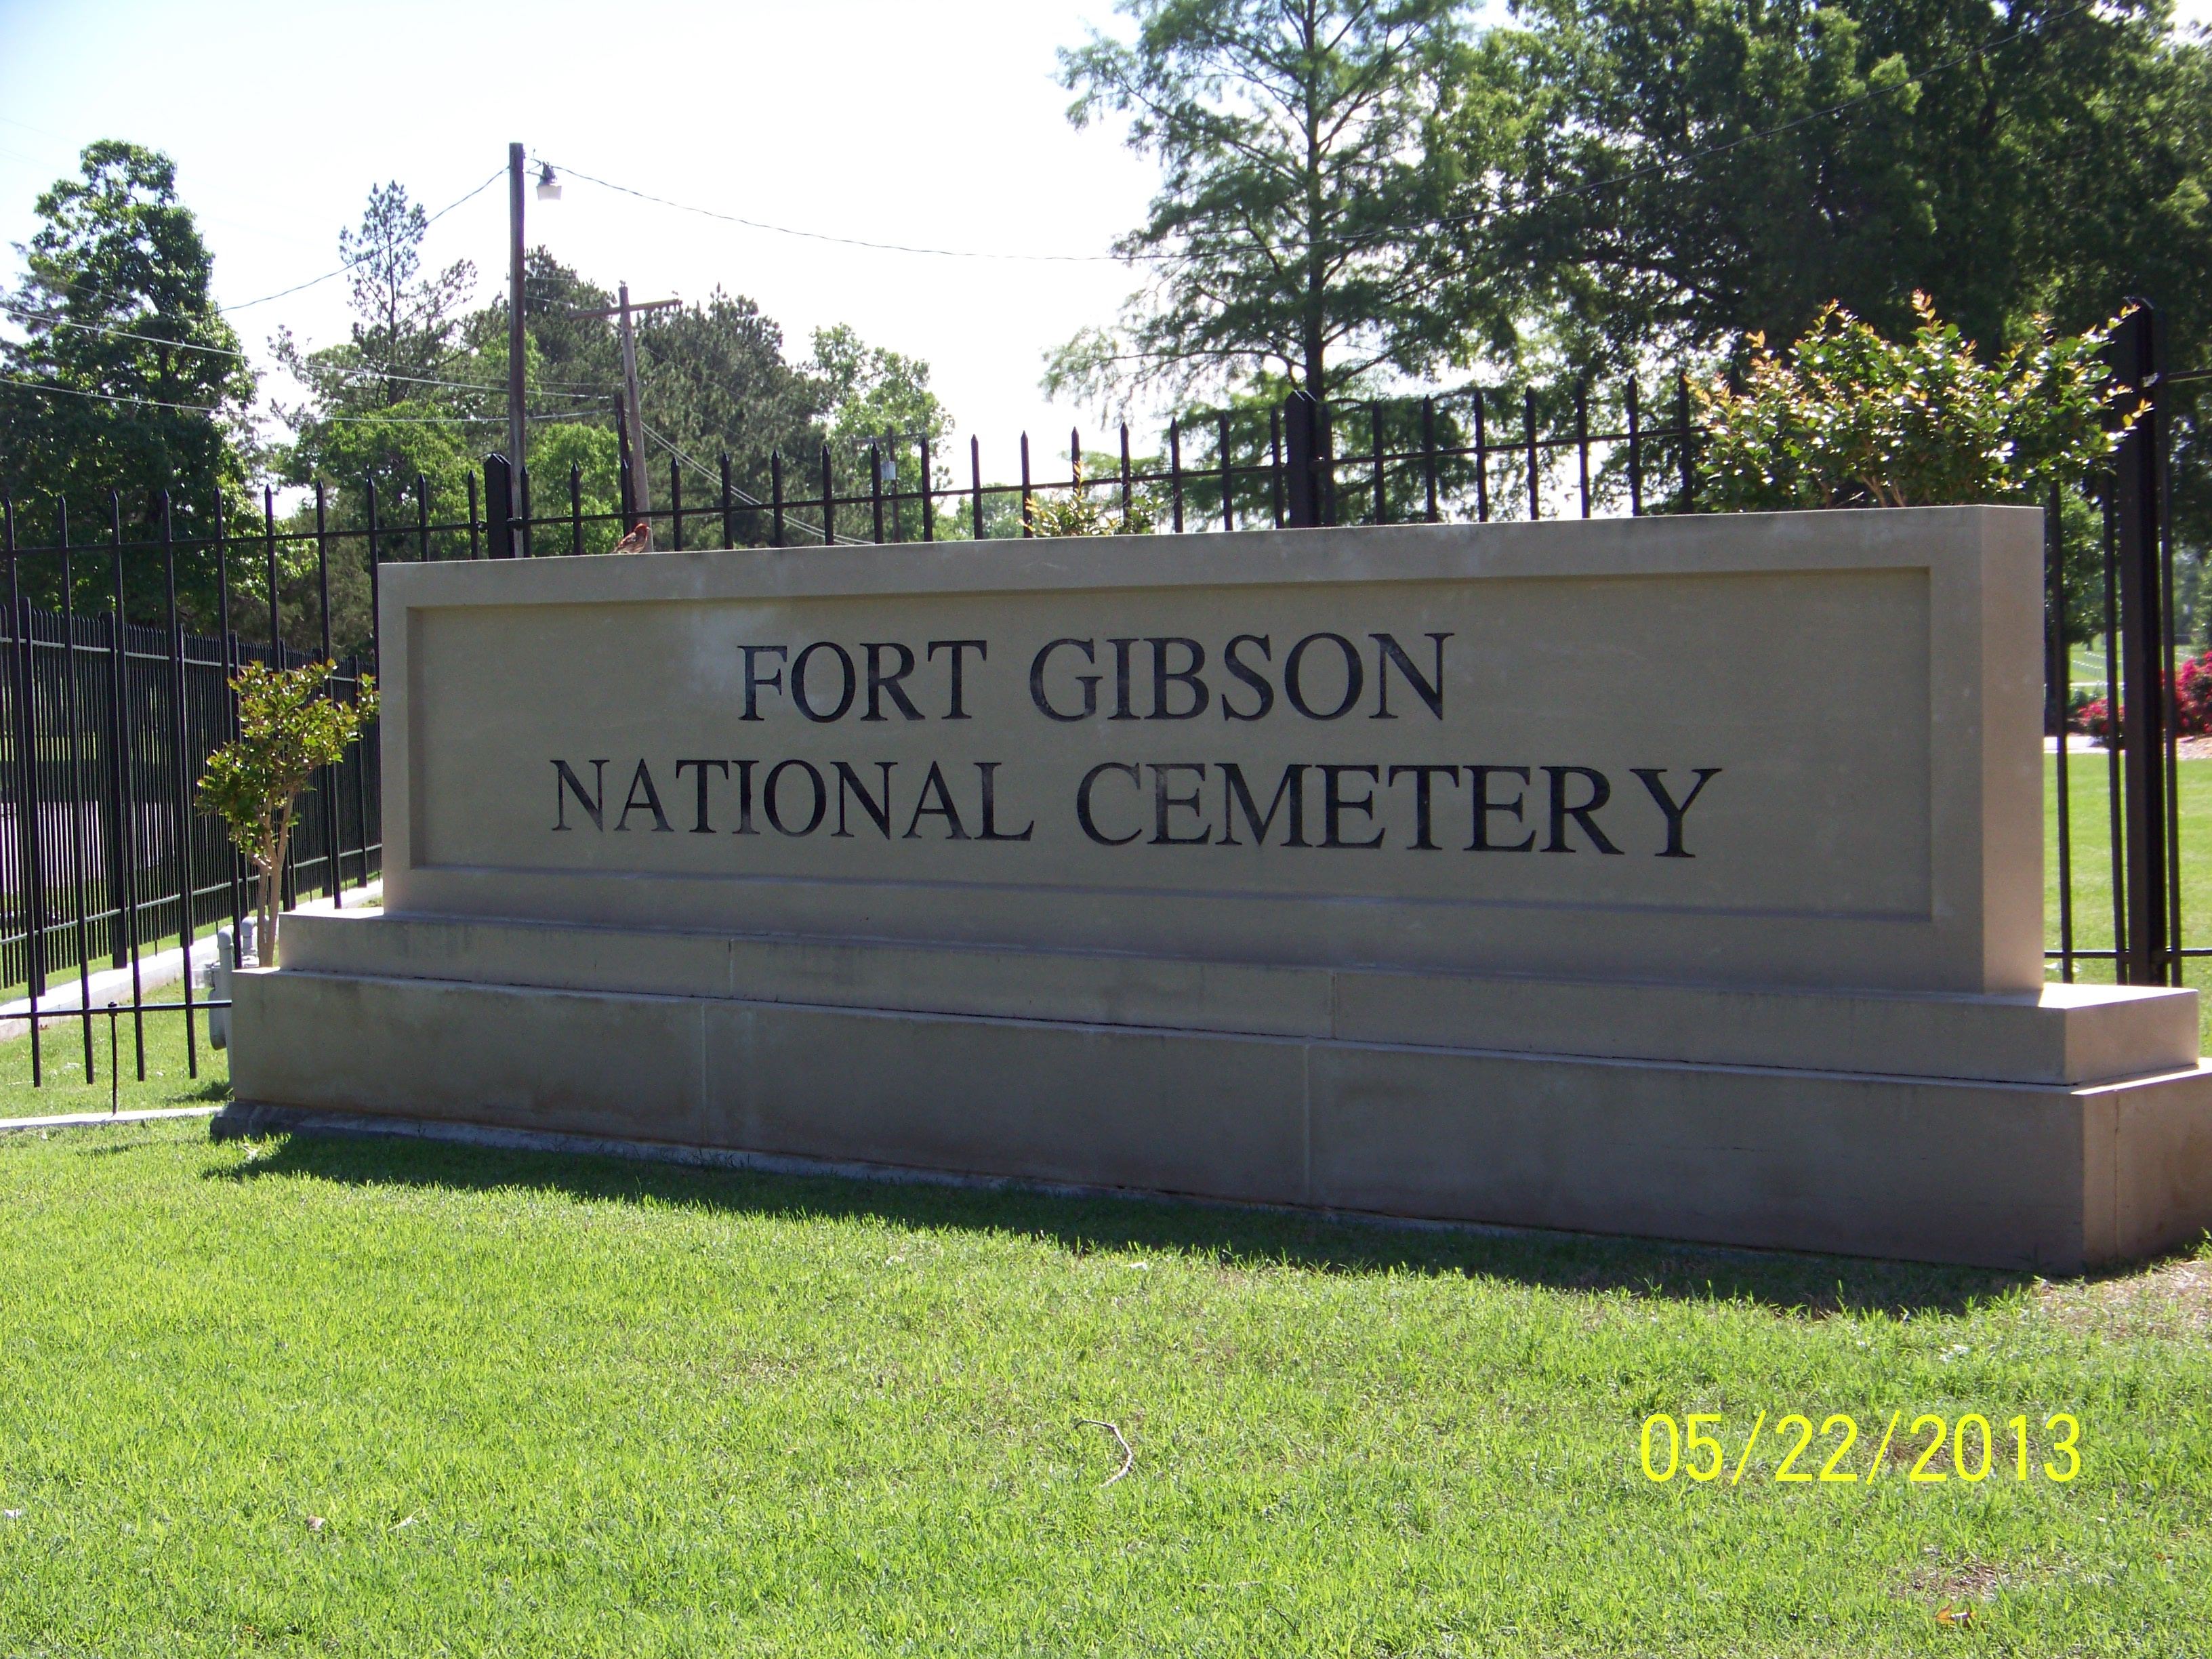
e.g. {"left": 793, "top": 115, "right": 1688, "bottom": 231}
{"left": 384, "top": 512, "right": 2039, "bottom": 991}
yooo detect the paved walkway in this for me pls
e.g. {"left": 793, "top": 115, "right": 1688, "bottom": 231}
{"left": 0, "top": 1105, "right": 222, "bottom": 1134}
{"left": 0, "top": 882, "right": 381, "bottom": 1033}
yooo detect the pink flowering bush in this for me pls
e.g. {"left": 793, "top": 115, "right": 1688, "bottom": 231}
{"left": 2068, "top": 651, "right": 2212, "bottom": 745}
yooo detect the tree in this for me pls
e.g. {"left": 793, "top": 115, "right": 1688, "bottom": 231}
{"left": 0, "top": 140, "right": 256, "bottom": 622}
{"left": 275, "top": 182, "right": 495, "bottom": 481}
{"left": 448, "top": 272, "right": 834, "bottom": 534}
{"left": 631, "top": 291, "right": 832, "bottom": 509}
{"left": 1051, "top": 0, "right": 1479, "bottom": 411}
{"left": 810, "top": 323, "right": 953, "bottom": 537}
{"left": 197, "top": 660, "right": 378, "bottom": 968}
{"left": 1471, "top": 0, "right": 2212, "bottom": 373}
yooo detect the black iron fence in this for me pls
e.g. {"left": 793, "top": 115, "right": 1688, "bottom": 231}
{"left": 0, "top": 305, "right": 2196, "bottom": 1092}
{"left": 0, "top": 497, "right": 381, "bottom": 1088}
{"left": 2047, "top": 306, "right": 2197, "bottom": 990}
{"left": 590, "top": 375, "right": 1704, "bottom": 555}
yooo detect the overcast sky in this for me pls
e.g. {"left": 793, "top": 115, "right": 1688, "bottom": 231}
{"left": 2, "top": 0, "right": 2207, "bottom": 468}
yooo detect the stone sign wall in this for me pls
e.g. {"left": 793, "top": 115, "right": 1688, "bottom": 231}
{"left": 225, "top": 506, "right": 2212, "bottom": 1272}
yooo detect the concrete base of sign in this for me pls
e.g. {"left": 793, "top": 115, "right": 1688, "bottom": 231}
{"left": 226, "top": 911, "right": 2212, "bottom": 1272}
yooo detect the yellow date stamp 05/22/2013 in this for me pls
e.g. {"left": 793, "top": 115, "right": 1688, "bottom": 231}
{"left": 1637, "top": 1411, "right": 2083, "bottom": 1488}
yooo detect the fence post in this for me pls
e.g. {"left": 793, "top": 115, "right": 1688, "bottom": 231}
{"left": 103, "top": 500, "right": 129, "bottom": 976}
{"left": 1677, "top": 371, "right": 1696, "bottom": 510}
{"left": 614, "top": 394, "right": 635, "bottom": 527}
{"left": 971, "top": 437, "right": 985, "bottom": 541}
{"left": 1283, "top": 392, "right": 1322, "bottom": 528}
{"left": 1221, "top": 413, "right": 1235, "bottom": 532}
{"left": 1626, "top": 381, "right": 1643, "bottom": 516}
{"left": 485, "top": 454, "right": 516, "bottom": 560}
{"left": 56, "top": 504, "right": 97, "bottom": 1075}
{"left": 1422, "top": 396, "right": 1439, "bottom": 524}
{"left": 1474, "top": 394, "right": 1489, "bottom": 522}
{"left": 920, "top": 435, "right": 934, "bottom": 542}
{"left": 5, "top": 494, "right": 45, "bottom": 1080}
{"left": 2049, "top": 478, "right": 2075, "bottom": 982}
{"left": 159, "top": 493, "right": 197, "bottom": 1074}
{"left": 215, "top": 485, "right": 243, "bottom": 969}
{"left": 1168, "top": 421, "right": 1183, "bottom": 533}
{"left": 1524, "top": 390, "right": 1540, "bottom": 520}
{"left": 2110, "top": 300, "right": 2171, "bottom": 985}
{"left": 319, "top": 486, "right": 339, "bottom": 901}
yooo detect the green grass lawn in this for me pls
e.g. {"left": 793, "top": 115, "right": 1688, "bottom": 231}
{"left": 1, "top": 1122, "right": 2206, "bottom": 1656}
{"left": 0, "top": 775, "right": 2207, "bottom": 1652}
{"left": 2070, "top": 645, "right": 2111, "bottom": 687}
{"left": 0, "top": 996, "right": 226, "bottom": 1118}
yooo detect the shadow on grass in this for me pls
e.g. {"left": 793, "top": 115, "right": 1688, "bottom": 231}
{"left": 210, "top": 1129, "right": 2028, "bottom": 1319}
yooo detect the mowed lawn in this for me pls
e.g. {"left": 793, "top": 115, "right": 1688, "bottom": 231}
{"left": 0, "top": 1123, "right": 2207, "bottom": 1656}
{"left": 0, "top": 767, "right": 2205, "bottom": 1651}
{"left": 0, "top": 999, "right": 226, "bottom": 1118}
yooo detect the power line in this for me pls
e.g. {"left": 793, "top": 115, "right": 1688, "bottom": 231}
{"left": 1, "top": 303, "right": 611, "bottom": 403}
{"left": 546, "top": 6, "right": 2104, "bottom": 276}
{"left": 1, "top": 373, "right": 597, "bottom": 426}
{"left": 542, "top": 159, "right": 1152, "bottom": 264}
{"left": 216, "top": 167, "right": 506, "bottom": 313}
{"left": 642, "top": 423, "right": 876, "bottom": 546}
{"left": 0, "top": 375, "right": 228, "bottom": 417}
{"left": 1, "top": 299, "right": 247, "bottom": 360}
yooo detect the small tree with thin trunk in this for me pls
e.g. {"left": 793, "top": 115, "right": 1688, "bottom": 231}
{"left": 197, "top": 661, "right": 377, "bottom": 968}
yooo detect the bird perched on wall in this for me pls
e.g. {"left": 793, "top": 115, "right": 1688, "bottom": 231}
{"left": 613, "top": 522, "right": 652, "bottom": 554}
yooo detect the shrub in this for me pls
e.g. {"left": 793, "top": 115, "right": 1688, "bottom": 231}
{"left": 2066, "top": 650, "right": 2212, "bottom": 746}
{"left": 1025, "top": 460, "right": 1158, "bottom": 537}
{"left": 1696, "top": 295, "right": 2140, "bottom": 511}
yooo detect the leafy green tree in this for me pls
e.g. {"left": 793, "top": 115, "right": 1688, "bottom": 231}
{"left": 1471, "top": 0, "right": 2212, "bottom": 373}
{"left": 275, "top": 183, "right": 498, "bottom": 491}
{"left": 273, "top": 183, "right": 478, "bottom": 416}
{"left": 0, "top": 140, "right": 255, "bottom": 623}
{"left": 523, "top": 422, "right": 625, "bottom": 553}
{"left": 197, "top": 659, "right": 377, "bottom": 968}
{"left": 1051, "top": 0, "right": 1479, "bottom": 409}
{"left": 631, "top": 292, "right": 831, "bottom": 514}
{"left": 449, "top": 269, "right": 837, "bottom": 538}
{"left": 809, "top": 323, "right": 954, "bottom": 539}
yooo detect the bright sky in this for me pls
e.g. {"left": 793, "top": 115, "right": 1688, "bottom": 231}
{"left": 0, "top": 0, "right": 1165, "bottom": 468}
{"left": 2, "top": 0, "right": 2208, "bottom": 471}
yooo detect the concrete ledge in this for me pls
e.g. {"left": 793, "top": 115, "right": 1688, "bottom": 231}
{"left": 278, "top": 909, "right": 2196, "bottom": 1086}
{"left": 0, "top": 1105, "right": 222, "bottom": 1134}
{"left": 230, "top": 965, "right": 2212, "bottom": 1272}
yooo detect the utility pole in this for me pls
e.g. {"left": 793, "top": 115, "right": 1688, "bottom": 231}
{"left": 564, "top": 288, "right": 679, "bottom": 529}
{"left": 619, "top": 283, "right": 649, "bottom": 518}
{"left": 506, "top": 142, "right": 527, "bottom": 478}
